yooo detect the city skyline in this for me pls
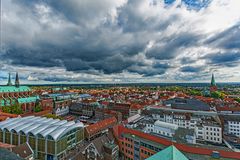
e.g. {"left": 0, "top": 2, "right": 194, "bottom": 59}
{"left": 0, "top": 0, "right": 240, "bottom": 84}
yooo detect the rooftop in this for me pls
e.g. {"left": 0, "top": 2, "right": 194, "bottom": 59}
{"left": 0, "top": 116, "right": 84, "bottom": 141}
{"left": 17, "top": 96, "right": 39, "bottom": 104}
{"left": 86, "top": 116, "right": 117, "bottom": 136}
{"left": 0, "top": 86, "right": 31, "bottom": 93}
{"left": 154, "top": 120, "right": 178, "bottom": 130}
{"left": 164, "top": 98, "right": 210, "bottom": 111}
{"left": 146, "top": 145, "right": 189, "bottom": 160}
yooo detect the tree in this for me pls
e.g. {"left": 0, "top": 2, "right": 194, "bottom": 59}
{"left": 34, "top": 104, "right": 42, "bottom": 112}
{"left": 2, "top": 104, "right": 23, "bottom": 114}
{"left": 235, "top": 98, "right": 240, "bottom": 103}
{"left": 2, "top": 106, "right": 11, "bottom": 113}
{"left": 211, "top": 91, "right": 225, "bottom": 99}
{"left": 11, "top": 104, "right": 23, "bottom": 114}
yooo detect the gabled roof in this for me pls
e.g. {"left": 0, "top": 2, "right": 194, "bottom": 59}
{"left": 86, "top": 117, "right": 117, "bottom": 136}
{"left": 0, "top": 86, "right": 31, "bottom": 93}
{"left": 146, "top": 145, "right": 188, "bottom": 160}
{"left": 17, "top": 96, "right": 39, "bottom": 104}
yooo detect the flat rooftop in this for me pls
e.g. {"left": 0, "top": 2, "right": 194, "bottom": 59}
{"left": 164, "top": 98, "right": 210, "bottom": 111}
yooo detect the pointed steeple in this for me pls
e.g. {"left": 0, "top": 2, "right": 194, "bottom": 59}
{"left": 211, "top": 73, "right": 216, "bottom": 86}
{"left": 7, "top": 73, "right": 12, "bottom": 86}
{"left": 15, "top": 72, "right": 20, "bottom": 87}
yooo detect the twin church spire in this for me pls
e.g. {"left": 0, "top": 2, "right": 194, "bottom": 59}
{"left": 6, "top": 72, "right": 20, "bottom": 87}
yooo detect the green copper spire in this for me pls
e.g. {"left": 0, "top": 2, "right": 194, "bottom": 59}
{"left": 15, "top": 72, "right": 20, "bottom": 88}
{"left": 7, "top": 73, "right": 12, "bottom": 86}
{"left": 211, "top": 73, "right": 216, "bottom": 86}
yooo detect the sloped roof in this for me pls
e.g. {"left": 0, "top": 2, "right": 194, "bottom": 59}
{"left": 0, "top": 116, "right": 84, "bottom": 141}
{"left": 17, "top": 96, "right": 39, "bottom": 104}
{"left": 11, "top": 143, "right": 33, "bottom": 159}
{"left": 0, "top": 86, "right": 31, "bottom": 93}
{"left": 86, "top": 117, "right": 117, "bottom": 136}
{"left": 146, "top": 145, "right": 188, "bottom": 160}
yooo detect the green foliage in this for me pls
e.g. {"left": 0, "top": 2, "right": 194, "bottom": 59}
{"left": 211, "top": 91, "right": 225, "bottom": 99}
{"left": 2, "top": 104, "right": 23, "bottom": 114}
{"left": 235, "top": 98, "right": 240, "bottom": 103}
{"left": 186, "top": 89, "right": 202, "bottom": 96}
{"left": 34, "top": 104, "right": 42, "bottom": 112}
{"left": 44, "top": 114, "right": 63, "bottom": 120}
{"left": 2, "top": 106, "right": 11, "bottom": 113}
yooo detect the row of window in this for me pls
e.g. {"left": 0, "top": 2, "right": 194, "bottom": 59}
{"left": 206, "top": 132, "right": 220, "bottom": 136}
{"left": 229, "top": 132, "right": 240, "bottom": 135}
{"left": 205, "top": 127, "right": 220, "bottom": 132}
{"left": 229, "top": 125, "right": 240, "bottom": 128}
{"left": 206, "top": 136, "right": 220, "bottom": 142}
{"left": 229, "top": 121, "right": 240, "bottom": 124}
{"left": 141, "top": 149, "right": 154, "bottom": 156}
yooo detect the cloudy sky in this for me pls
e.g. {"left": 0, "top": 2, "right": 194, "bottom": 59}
{"left": 0, "top": 0, "right": 240, "bottom": 84}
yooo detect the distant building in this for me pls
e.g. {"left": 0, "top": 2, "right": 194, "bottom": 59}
{"left": 223, "top": 115, "right": 240, "bottom": 137}
{"left": 210, "top": 73, "right": 217, "bottom": 92}
{"left": 0, "top": 73, "right": 41, "bottom": 113}
{"left": 145, "top": 120, "right": 178, "bottom": 138}
{"left": 0, "top": 116, "right": 84, "bottom": 160}
{"left": 108, "top": 102, "right": 131, "bottom": 120}
{"left": 129, "top": 104, "right": 144, "bottom": 117}
{"left": 163, "top": 98, "right": 211, "bottom": 111}
{"left": 195, "top": 122, "right": 222, "bottom": 144}
{"left": 85, "top": 116, "right": 117, "bottom": 140}
{"left": 115, "top": 125, "right": 240, "bottom": 160}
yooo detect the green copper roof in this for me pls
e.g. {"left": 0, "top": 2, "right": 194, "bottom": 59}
{"left": 17, "top": 96, "right": 39, "bottom": 104}
{"left": 0, "top": 86, "right": 31, "bottom": 93}
{"left": 211, "top": 73, "right": 216, "bottom": 86}
{"left": 146, "top": 145, "right": 189, "bottom": 160}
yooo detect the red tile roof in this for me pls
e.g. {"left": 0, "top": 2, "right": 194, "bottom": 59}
{"left": 0, "top": 112, "right": 18, "bottom": 122}
{"left": 116, "top": 125, "right": 240, "bottom": 159}
{"left": 130, "top": 104, "right": 143, "bottom": 110}
{"left": 86, "top": 117, "right": 117, "bottom": 136}
{"left": 216, "top": 106, "right": 240, "bottom": 112}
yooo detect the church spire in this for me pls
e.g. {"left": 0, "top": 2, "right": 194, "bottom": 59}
{"left": 211, "top": 73, "right": 216, "bottom": 86}
{"left": 7, "top": 73, "right": 12, "bottom": 86}
{"left": 15, "top": 72, "right": 20, "bottom": 87}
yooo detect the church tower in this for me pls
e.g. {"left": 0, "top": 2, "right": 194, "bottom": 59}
{"left": 15, "top": 72, "right": 20, "bottom": 88}
{"left": 7, "top": 73, "right": 12, "bottom": 86}
{"left": 210, "top": 73, "right": 217, "bottom": 92}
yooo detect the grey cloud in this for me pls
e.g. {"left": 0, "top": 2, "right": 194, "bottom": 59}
{"left": 1, "top": 0, "right": 240, "bottom": 83}
{"left": 146, "top": 33, "right": 201, "bottom": 60}
{"left": 180, "top": 66, "right": 203, "bottom": 73}
{"left": 204, "top": 52, "right": 240, "bottom": 67}
{"left": 206, "top": 24, "right": 240, "bottom": 49}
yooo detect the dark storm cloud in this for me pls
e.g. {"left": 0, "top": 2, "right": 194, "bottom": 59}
{"left": 128, "top": 62, "right": 171, "bottom": 77}
{"left": 146, "top": 33, "right": 201, "bottom": 60}
{"left": 204, "top": 52, "right": 240, "bottom": 67}
{"left": 1, "top": 0, "right": 240, "bottom": 83}
{"left": 180, "top": 57, "right": 196, "bottom": 65}
{"left": 180, "top": 66, "right": 203, "bottom": 73}
{"left": 206, "top": 24, "right": 240, "bottom": 49}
